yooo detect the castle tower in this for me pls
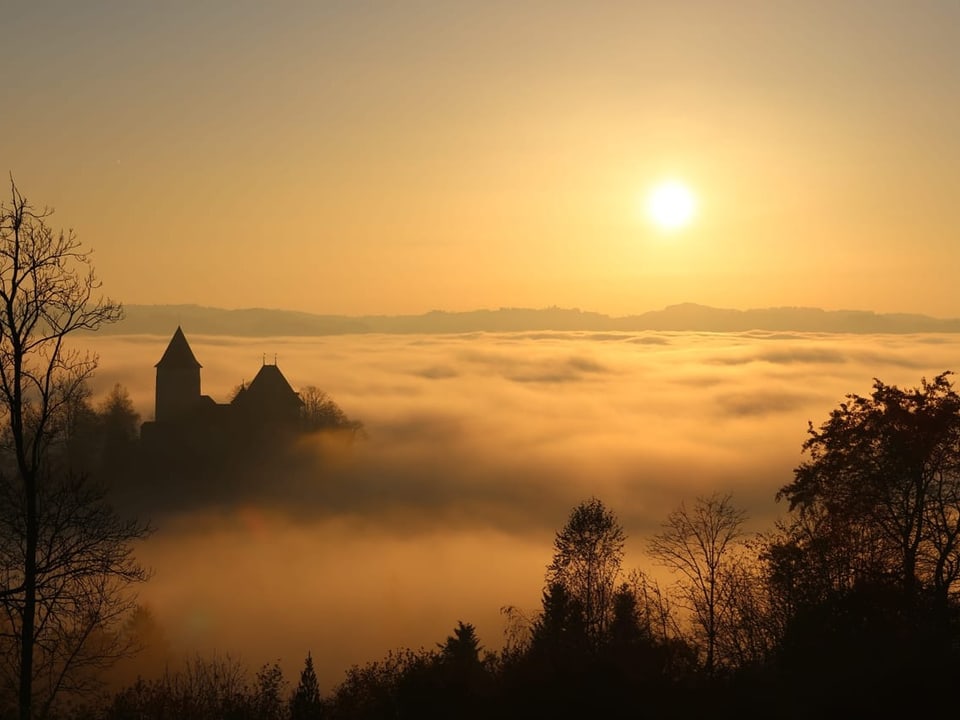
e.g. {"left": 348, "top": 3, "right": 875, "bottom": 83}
{"left": 154, "top": 326, "right": 202, "bottom": 422}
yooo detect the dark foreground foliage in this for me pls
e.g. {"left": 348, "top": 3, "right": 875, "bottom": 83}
{"left": 10, "top": 362, "right": 960, "bottom": 718}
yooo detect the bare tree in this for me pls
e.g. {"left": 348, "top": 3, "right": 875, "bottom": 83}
{"left": 105, "top": 654, "right": 251, "bottom": 720}
{"left": 623, "top": 568, "right": 684, "bottom": 648}
{"left": 0, "top": 473, "right": 149, "bottom": 717}
{"left": 299, "top": 385, "right": 364, "bottom": 436}
{"left": 712, "top": 546, "right": 781, "bottom": 669}
{"left": 647, "top": 492, "right": 747, "bottom": 674}
{"left": 0, "top": 177, "right": 148, "bottom": 719}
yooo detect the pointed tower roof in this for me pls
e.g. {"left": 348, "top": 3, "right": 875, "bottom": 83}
{"left": 155, "top": 326, "right": 202, "bottom": 369}
{"left": 241, "top": 363, "right": 302, "bottom": 406}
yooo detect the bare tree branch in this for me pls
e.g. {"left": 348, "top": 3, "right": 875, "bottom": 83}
{"left": 0, "top": 177, "right": 145, "bottom": 720}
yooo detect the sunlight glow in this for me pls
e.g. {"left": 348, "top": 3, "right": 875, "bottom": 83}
{"left": 645, "top": 181, "right": 697, "bottom": 231}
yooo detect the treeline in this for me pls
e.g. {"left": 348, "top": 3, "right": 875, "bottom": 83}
{"left": 54, "top": 380, "right": 362, "bottom": 519}
{"left": 40, "top": 378, "right": 358, "bottom": 463}
{"left": 62, "top": 382, "right": 362, "bottom": 476}
{"left": 80, "top": 372, "right": 960, "bottom": 718}
{"left": 2, "top": 367, "right": 959, "bottom": 717}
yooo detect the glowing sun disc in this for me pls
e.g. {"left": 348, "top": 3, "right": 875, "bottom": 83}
{"left": 646, "top": 181, "right": 697, "bottom": 230}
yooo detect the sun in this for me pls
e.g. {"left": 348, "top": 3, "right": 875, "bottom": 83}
{"left": 645, "top": 180, "right": 697, "bottom": 231}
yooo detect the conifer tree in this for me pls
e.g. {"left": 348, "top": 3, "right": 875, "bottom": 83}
{"left": 290, "top": 652, "right": 323, "bottom": 720}
{"left": 530, "top": 582, "right": 588, "bottom": 657}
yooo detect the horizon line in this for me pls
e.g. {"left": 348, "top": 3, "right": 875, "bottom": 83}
{"left": 113, "top": 301, "right": 960, "bottom": 323}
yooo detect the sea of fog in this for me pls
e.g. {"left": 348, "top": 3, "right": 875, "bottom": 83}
{"left": 78, "top": 330, "right": 960, "bottom": 690}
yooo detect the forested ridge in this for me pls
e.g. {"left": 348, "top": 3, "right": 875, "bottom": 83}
{"left": 100, "top": 303, "right": 960, "bottom": 337}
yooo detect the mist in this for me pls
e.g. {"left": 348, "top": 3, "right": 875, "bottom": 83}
{"left": 78, "top": 330, "right": 960, "bottom": 690}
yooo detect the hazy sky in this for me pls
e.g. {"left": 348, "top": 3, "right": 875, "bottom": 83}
{"left": 4, "top": 1, "right": 960, "bottom": 316}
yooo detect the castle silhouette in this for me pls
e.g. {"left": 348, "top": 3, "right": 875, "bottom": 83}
{"left": 140, "top": 326, "right": 303, "bottom": 445}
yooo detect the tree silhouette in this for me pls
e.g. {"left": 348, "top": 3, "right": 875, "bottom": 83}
{"left": 648, "top": 492, "right": 747, "bottom": 674}
{"left": 290, "top": 652, "right": 323, "bottom": 720}
{"left": 530, "top": 582, "right": 588, "bottom": 659}
{"left": 252, "top": 661, "right": 288, "bottom": 720}
{"left": 777, "top": 372, "right": 960, "bottom": 607}
{"left": 434, "top": 622, "right": 492, "bottom": 718}
{"left": 607, "top": 583, "right": 646, "bottom": 648}
{"left": 0, "top": 177, "right": 146, "bottom": 720}
{"left": 299, "top": 386, "right": 364, "bottom": 436}
{"left": 758, "top": 374, "right": 960, "bottom": 711}
{"left": 545, "top": 497, "right": 625, "bottom": 644}
{"left": 104, "top": 653, "right": 250, "bottom": 720}
{"left": 439, "top": 622, "right": 482, "bottom": 668}
{"left": 326, "top": 647, "right": 436, "bottom": 719}
{"left": 98, "top": 384, "right": 140, "bottom": 446}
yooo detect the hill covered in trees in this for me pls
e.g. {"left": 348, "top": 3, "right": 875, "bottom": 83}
{"left": 97, "top": 303, "right": 960, "bottom": 337}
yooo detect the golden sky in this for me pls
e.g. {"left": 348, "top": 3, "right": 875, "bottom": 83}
{"left": 4, "top": 1, "right": 960, "bottom": 317}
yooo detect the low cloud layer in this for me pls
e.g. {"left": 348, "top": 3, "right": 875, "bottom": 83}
{"left": 78, "top": 330, "right": 960, "bottom": 689}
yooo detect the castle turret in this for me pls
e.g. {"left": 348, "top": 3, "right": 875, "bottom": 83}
{"left": 154, "top": 326, "right": 202, "bottom": 422}
{"left": 232, "top": 362, "right": 304, "bottom": 427}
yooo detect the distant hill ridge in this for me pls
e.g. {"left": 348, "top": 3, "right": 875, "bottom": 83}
{"left": 92, "top": 303, "right": 960, "bottom": 337}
